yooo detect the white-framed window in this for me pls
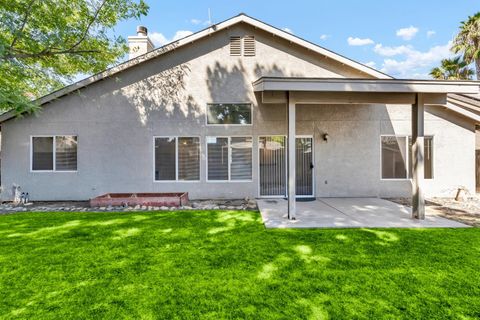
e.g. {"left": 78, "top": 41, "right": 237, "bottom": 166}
{"left": 207, "top": 136, "right": 253, "bottom": 181}
{"left": 206, "top": 103, "right": 252, "bottom": 125}
{"left": 31, "top": 135, "right": 78, "bottom": 172}
{"left": 381, "top": 135, "right": 433, "bottom": 180}
{"left": 154, "top": 137, "right": 200, "bottom": 181}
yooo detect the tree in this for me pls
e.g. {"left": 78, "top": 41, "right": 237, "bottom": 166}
{"left": 452, "top": 12, "right": 480, "bottom": 79}
{"left": 0, "top": 0, "right": 149, "bottom": 114}
{"left": 429, "top": 57, "right": 474, "bottom": 80}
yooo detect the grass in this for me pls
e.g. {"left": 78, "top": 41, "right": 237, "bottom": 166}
{"left": 0, "top": 210, "right": 479, "bottom": 319}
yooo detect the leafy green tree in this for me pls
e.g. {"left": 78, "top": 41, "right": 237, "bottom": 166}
{"left": 452, "top": 12, "right": 480, "bottom": 79}
{"left": 0, "top": 0, "right": 149, "bottom": 114}
{"left": 429, "top": 57, "right": 474, "bottom": 80}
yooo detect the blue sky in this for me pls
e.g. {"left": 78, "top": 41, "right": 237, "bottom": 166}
{"left": 113, "top": 0, "right": 479, "bottom": 79}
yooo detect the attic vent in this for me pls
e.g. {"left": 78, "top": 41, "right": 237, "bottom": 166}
{"left": 243, "top": 35, "right": 256, "bottom": 56}
{"left": 230, "top": 36, "right": 241, "bottom": 56}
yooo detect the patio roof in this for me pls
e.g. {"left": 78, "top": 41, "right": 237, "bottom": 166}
{"left": 253, "top": 77, "right": 480, "bottom": 94}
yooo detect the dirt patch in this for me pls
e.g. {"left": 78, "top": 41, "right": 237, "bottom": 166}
{"left": 386, "top": 197, "right": 480, "bottom": 227}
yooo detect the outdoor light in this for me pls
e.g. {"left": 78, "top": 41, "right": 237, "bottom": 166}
{"left": 323, "top": 133, "right": 329, "bottom": 142}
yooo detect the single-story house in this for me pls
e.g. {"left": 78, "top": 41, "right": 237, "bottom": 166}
{"left": 1, "top": 13, "right": 479, "bottom": 219}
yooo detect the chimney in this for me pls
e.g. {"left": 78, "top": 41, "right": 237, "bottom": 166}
{"left": 128, "top": 25, "right": 154, "bottom": 59}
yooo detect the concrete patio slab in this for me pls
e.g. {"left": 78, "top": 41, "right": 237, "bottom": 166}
{"left": 257, "top": 198, "right": 469, "bottom": 228}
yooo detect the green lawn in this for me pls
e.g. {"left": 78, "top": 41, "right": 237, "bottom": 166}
{"left": 0, "top": 210, "right": 479, "bottom": 319}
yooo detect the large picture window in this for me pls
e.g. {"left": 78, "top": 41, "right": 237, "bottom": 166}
{"left": 154, "top": 137, "right": 200, "bottom": 181}
{"left": 207, "top": 136, "right": 252, "bottom": 181}
{"left": 381, "top": 136, "right": 433, "bottom": 180}
{"left": 207, "top": 103, "right": 252, "bottom": 125}
{"left": 31, "top": 136, "right": 77, "bottom": 171}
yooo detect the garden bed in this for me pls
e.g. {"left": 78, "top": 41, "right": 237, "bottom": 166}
{"left": 90, "top": 192, "right": 189, "bottom": 208}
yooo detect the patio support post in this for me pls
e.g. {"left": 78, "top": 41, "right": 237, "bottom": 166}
{"left": 412, "top": 93, "right": 425, "bottom": 219}
{"left": 287, "top": 93, "right": 296, "bottom": 219}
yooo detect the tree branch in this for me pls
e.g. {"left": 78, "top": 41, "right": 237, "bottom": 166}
{"left": 68, "top": 0, "right": 108, "bottom": 51}
{"left": 5, "top": 49, "right": 102, "bottom": 60}
{"left": 10, "top": 0, "right": 37, "bottom": 49}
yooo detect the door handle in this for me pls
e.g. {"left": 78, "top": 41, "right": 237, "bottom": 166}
{"left": 310, "top": 163, "right": 314, "bottom": 169}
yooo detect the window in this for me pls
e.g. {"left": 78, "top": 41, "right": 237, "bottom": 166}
{"left": 207, "top": 103, "right": 252, "bottom": 125}
{"left": 381, "top": 136, "right": 407, "bottom": 179}
{"left": 408, "top": 137, "right": 433, "bottom": 179}
{"left": 381, "top": 136, "right": 433, "bottom": 179}
{"left": 31, "top": 136, "right": 77, "bottom": 171}
{"left": 154, "top": 137, "right": 200, "bottom": 181}
{"left": 207, "top": 137, "right": 252, "bottom": 181}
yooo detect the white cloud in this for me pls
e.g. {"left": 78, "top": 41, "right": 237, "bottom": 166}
{"left": 347, "top": 37, "right": 375, "bottom": 46}
{"left": 364, "top": 61, "right": 376, "bottom": 68}
{"left": 189, "top": 18, "right": 211, "bottom": 26}
{"left": 149, "top": 30, "right": 194, "bottom": 46}
{"left": 374, "top": 41, "right": 452, "bottom": 78}
{"left": 427, "top": 30, "right": 436, "bottom": 38}
{"left": 374, "top": 44, "right": 413, "bottom": 56}
{"left": 396, "top": 26, "right": 419, "bottom": 40}
{"left": 283, "top": 27, "right": 294, "bottom": 34}
{"left": 319, "top": 34, "right": 330, "bottom": 40}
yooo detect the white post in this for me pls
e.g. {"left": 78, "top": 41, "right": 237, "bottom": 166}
{"left": 288, "top": 94, "right": 296, "bottom": 220}
{"left": 412, "top": 93, "right": 425, "bottom": 219}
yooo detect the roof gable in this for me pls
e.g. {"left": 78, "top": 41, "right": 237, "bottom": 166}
{"left": 29, "top": 14, "right": 392, "bottom": 105}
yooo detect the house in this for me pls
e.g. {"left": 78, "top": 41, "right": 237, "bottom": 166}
{"left": 0, "top": 13, "right": 479, "bottom": 220}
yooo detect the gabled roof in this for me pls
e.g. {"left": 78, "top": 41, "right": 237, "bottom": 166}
{"left": 0, "top": 13, "right": 392, "bottom": 123}
{"left": 446, "top": 93, "right": 480, "bottom": 123}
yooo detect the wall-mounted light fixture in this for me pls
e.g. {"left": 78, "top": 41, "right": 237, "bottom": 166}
{"left": 323, "top": 133, "right": 329, "bottom": 142}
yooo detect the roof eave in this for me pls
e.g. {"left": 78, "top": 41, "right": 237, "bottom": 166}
{"left": 253, "top": 77, "right": 480, "bottom": 94}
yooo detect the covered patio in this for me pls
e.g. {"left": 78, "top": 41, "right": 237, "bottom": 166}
{"left": 257, "top": 198, "right": 468, "bottom": 228}
{"left": 254, "top": 77, "right": 479, "bottom": 221}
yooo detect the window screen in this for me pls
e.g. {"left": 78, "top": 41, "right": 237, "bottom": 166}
{"left": 32, "top": 137, "right": 54, "bottom": 171}
{"left": 207, "top": 137, "right": 229, "bottom": 180}
{"left": 230, "top": 137, "right": 252, "bottom": 180}
{"left": 155, "top": 137, "right": 176, "bottom": 181}
{"left": 178, "top": 137, "right": 200, "bottom": 181}
{"left": 55, "top": 136, "right": 77, "bottom": 171}
{"left": 207, "top": 104, "right": 251, "bottom": 125}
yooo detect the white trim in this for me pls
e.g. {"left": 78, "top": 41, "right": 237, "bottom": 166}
{"left": 205, "top": 103, "right": 253, "bottom": 126}
{"left": 30, "top": 135, "right": 78, "bottom": 173}
{"left": 153, "top": 136, "right": 201, "bottom": 182}
{"left": 253, "top": 77, "right": 480, "bottom": 94}
{"left": 379, "top": 134, "right": 434, "bottom": 181}
{"left": 206, "top": 135, "right": 253, "bottom": 182}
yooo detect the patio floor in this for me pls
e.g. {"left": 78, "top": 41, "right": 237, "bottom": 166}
{"left": 257, "top": 198, "right": 469, "bottom": 228}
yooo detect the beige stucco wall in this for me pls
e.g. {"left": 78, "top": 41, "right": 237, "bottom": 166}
{"left": 0, "top": 23, "right": 476, "bottom": 200}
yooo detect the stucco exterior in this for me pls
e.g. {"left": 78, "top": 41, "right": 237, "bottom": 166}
{"left": 0, "top": 22, "right": 476, "bottom": 201}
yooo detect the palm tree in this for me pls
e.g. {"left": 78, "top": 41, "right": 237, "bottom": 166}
{"left": 429, "top": 57, "right": 474, "bottom": 80}
{"left": 452, "top": 12, "right": 480, "bottom": 79}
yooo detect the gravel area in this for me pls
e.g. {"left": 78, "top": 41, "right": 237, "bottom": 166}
{"left": 0, "top": 198, "right": 258, "bottom": 215}
{"left": 386, "top": 197, "right": 480, "bottom": 227}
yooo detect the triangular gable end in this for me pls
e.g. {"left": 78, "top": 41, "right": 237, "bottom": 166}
{"left": 11, "top": 14, "right": 391, "bottom": 110}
